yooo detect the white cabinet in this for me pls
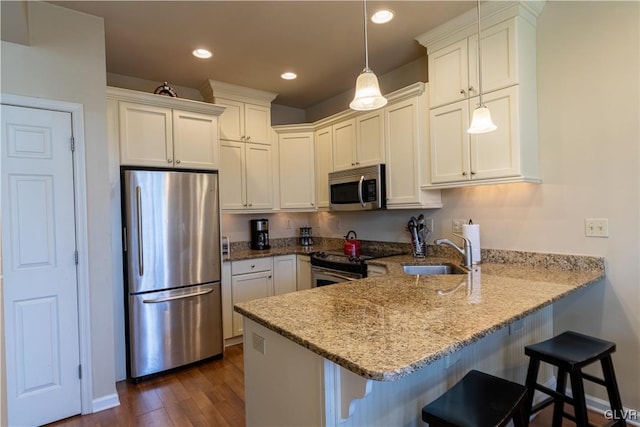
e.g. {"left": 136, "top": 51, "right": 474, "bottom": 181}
{"left": 275, "top": 126, "right": 316, "bottom": 210}
{"left": 231, "top": 258, "right": 273, "bottom": 337}
{"left": 417, "top": 3, "right": 543, "bottom": 188}
{"left": 332, "top": 112, "right": 385, "bottom": 172}
{"left": 296, "top": 255, "right": 312, "bottom": 291}
{"left": 314, "top": 126, "right": 333, "bottom": 209}
{"left": 220, "top": 141, "right": 273, "bottom": 210}
{"left": 383, "top": 84, "right": 442, "bottom": 209}
{"left": 108, "top": 87, "right": 225, "bottom": 170}
{"left": 217, "top": 98, "right": 272, "bottom": 145}
{"left": 273, "top": 255, "right": 297, "bottom": 295}
{"left": 427, "top": 19, "right": 517, "bottom": 109}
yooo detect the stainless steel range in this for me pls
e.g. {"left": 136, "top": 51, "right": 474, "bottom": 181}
{"left": 310, "top": 249, "right": 404, "bottom": 287}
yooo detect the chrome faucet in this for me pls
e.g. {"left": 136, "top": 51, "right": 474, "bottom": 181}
{"left": 434, "top": 235, "right": 473, "bottom": 268}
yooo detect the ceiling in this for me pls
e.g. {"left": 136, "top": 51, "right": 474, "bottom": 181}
{"left": 49, "top": 1, "right": 475, "bottom": 109}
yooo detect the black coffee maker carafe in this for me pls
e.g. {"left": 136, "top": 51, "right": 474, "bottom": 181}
{"left": 250, "top": 219, "right": 270, "bottom": 250}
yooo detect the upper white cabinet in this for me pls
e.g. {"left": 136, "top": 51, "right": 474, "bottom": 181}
{"left": 417, "top": 1, "right": 544, "bottom": 189}
{"left": 314, "top": 126, "right": 333, "bottom": 209}
{"left": 274, "top": 125, "right": 316, "bottom": 210}
{"left": 331, "top": 112, "right": 385, "bottom": 171}
{"left": 108, "top": 87, "right": 225, "bottom": 170}
{"left": 201, "top": 80, "right": 278, "bottom": 211}
{"left": 384, "top": 84, "right": 442, "bottom": 209}
{"left": 427, "top": 19, "right": 517, "bottom": 109}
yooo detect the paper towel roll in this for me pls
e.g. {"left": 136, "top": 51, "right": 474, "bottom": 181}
{"left": 462, "top": 224, "right": 481, "bottom": 264}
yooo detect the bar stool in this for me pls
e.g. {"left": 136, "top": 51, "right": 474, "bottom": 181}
{"left": 524, "top": 330, "right": 625, "bottom": 427}
{"left": 421, "top": 370, "right": 528, "bottom": 427}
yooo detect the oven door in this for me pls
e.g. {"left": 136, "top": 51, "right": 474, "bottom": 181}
{"left": 311, "top": 266, "right": 363, "bottom": 287}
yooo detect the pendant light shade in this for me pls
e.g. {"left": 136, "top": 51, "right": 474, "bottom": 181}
{"left": 468, "top": 106, "right": 497, "bottom": 134}
{"left": 467, "top": 0, "right": 497, "bottom": 134}
{"left": 350, "top": 67, "right": 387, "bottom": 111}
{"left": 350, "top": 0, "right": 387, "bottom": 111}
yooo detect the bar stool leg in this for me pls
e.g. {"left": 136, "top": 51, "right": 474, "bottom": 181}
{"left": 569, "top": 368, "right": 589, "bottom": 427}
{"left": 524, "top": 358, "right": 541, "bottom": 427}
{"left": 601, "top": 355, "right": 626, "bottom": 426}
{"left": 552, "top": 368, "right": 567, "bottom": 427}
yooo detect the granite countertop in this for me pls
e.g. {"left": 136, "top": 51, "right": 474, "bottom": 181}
{"left": 234, "top": 252, "right": 605, "bottom": 382}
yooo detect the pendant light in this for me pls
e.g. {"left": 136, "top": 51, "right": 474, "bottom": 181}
{"left": 349, "top": 0, "right": 387, "bottom": 111}
{"left": 467, "top": 0, "right": 497, "bottom": 134}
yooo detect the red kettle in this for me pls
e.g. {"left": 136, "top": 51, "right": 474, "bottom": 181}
{"left": 343, "top": 230, "right": 361, "bottom": 257}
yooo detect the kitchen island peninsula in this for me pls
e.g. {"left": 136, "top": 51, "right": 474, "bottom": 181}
{"left": 234, "top": 252, "right": 605, "bottom": 427}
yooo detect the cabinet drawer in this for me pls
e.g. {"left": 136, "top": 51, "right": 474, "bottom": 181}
{"left": 232, "top": 257, "right": 272, "bottom": 275}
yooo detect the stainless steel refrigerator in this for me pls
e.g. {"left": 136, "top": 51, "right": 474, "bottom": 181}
{"left": 122, "top": 168, "right": 223, "bottom": 380}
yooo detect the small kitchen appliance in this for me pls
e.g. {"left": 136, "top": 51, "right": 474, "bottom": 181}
{"left": 329, "top": 163, "right": 386, "bottom": 211}
{"left": 343, "top": 230, "right": 361, "bottom": 257}
{"left": 299, "top": 226, "right": 313, "bottom": 246}
{"left": 250, "top": 219, "right": 270, "bottom": 250}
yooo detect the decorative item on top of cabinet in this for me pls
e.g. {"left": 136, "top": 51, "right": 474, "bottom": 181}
{"left": 107, "top": 87, "right": 225, "bottom": 170}
{"left": 274, "top": 124, "right": 316, "bottom": 211}
{"left": 416, "top": 2, "right": 544, "bottom": 189}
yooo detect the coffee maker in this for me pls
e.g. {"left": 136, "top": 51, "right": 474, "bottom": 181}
{"left": 250, "top": 219, "right": 270, "bottom": 250}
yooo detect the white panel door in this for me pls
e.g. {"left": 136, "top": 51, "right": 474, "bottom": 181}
{"left": 1, "top": 105, "right": 81, "bottom": 426}
{"left": 245, "top": 143, "right": 273, "bottom": 210}
{"left": 172, "top": 109, "right": 219, "bottom": 170}
{"left": 272, "top": 255, "right": 297, "bottom": 295}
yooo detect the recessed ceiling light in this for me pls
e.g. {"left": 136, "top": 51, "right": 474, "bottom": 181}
{"left": 192, "top": 48, "right": 212, "bottom": 59}
{"left": 371, "top": 10, "right": 394, "bottom": 24}
{"left": 281, "top": 72, "right": 297, "bottom": 80}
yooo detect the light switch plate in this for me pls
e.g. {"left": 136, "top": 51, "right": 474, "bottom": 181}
{"left": 585, "top": 218, "right": 609, "bottom": 237}
{"left": 452, "top": 219, "right": 465, "bottom": 233}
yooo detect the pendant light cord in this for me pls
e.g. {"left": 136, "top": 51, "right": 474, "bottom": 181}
{"left": 363, "top": 0, "right": 369, "bottom": 70}
{"left": 476, "top": 0, "right": 484, "bottom": 107}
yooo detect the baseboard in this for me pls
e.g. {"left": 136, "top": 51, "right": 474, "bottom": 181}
{"left": 225, "top": 335, "right": 243, "bottom": 347}
{"left": 91, "top": 393, "right": 120, "bottom": 413}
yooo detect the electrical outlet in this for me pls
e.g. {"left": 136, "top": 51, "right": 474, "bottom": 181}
{"left": 425, "top": 218, "right": 434, "bottom": 234}
{"left": 452, "top": 219, "right": 465, "bottom": 234}
{"left": 585, "top": 218, "right": 609, "bottom": 237}
{"left": 252, "top": 332, "right": 266, "bottom": 354}
{"left": 286, "top": 220, "right": 292, "bottom": 229}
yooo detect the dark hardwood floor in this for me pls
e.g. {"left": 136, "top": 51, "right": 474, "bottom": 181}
{"left": 47, "top": 343, "right": 609, "bottom": 426}
{"left": 48, "top": 344, "right": 245, "bottom": 427}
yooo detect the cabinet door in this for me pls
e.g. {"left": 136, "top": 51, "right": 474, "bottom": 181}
{"left": 231, "top": 271, "right": 272, "bottom": 336}
{"left": 429, "top": 100, "right": 470, "bottom": 184}
{"left": 173, "top": 110, "right": 219, "bottom": 170}
{"left": 356, "top": 111, "right": 385, "bottom": 166}
{"left": 332, "top": 119, "right": 356, "bottom": 171}
{"left": 468, "top": 19, "right": 517, "bottom": 96}
{"left": 470, "top": 86, "right": 520, "bottom": 180}
{"left": 296, "top": 255, "right": 312, "bottom": 291}
{"left": 428, "top": 39, "right": 469, "bottom": 108}
{"left": 220, "top": 141, "right": 246, "bottom": 210}
{"left": 221, "top": 262, "right": 233, "bottom": 340}
{"left": 119, "top": 102, "right": 173, "bottom": 167}
{"left": 217, "top": 98, "right": 244, "bottom": 141}
{"left": 244, "top": 103, "right": 271, "bottom": 145}
{"left": 385, "top": 98, "right": 421, "bottom": 206}
{"left": 273, "top": 255, "right": 297, "bottom": 296}
{"left": 245, "top": 143, "right": 273, "bottom": 209}
{"left": 279, "top": 133, "right": 315, "bottom": 209}
{"left": 314, "top": 126, "right": 333, "bottom": 208}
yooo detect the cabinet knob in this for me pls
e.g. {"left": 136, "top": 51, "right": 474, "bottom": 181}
{"left": 460, "top": 89, "right": 467, "bottom": 95}
{"left": 470, "top": 171, "right": 476, "bottom": 175}
{"left": 468, "top": 86, "right": 475, "bottom": 92}
{"left": 356, "top": 162, "right": 360, "bottom": 165}
{"left": 268, "top": 275, "right": 272, "bottom": 279}
{"left": 176, "top": 159, "right": 181, "bottom": 164}
{"left": 246, "top": 136, "right": 251, "bottom": 141}
{"left": 251, "top": 264, "right": 255, "bottom": 269}
{"left": 351, "top": 162, "right": 355, "bottom": 166}
{"left": 311, "top": 202, "right": 314, "bottom": 206}
{"left": 462, "top": 171, "right": 467, "bottom": 176}
{"left": 167, "top": 159, "right": 172, "bottom": 163}
{"left": 248, "top": 203, "right": 253, "bottom": 207}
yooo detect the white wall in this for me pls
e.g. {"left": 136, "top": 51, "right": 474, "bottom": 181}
{"left": 319, "top": 1, "right": 640, "bottom": 410}
{"left": 1, "top": 1, "right": 117, "bottom": 408}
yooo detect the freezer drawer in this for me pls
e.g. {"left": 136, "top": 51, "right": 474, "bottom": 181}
{"left": 128, "top": 282, "right": 223, "bottom": 379}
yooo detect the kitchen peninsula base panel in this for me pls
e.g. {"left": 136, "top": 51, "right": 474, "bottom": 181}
{"left": 242, "top": 306, "right": 553, "bottom": 427}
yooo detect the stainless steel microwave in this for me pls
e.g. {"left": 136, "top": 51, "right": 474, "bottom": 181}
{"left": 329, "top": 164, "right": 386, "bottom": 211}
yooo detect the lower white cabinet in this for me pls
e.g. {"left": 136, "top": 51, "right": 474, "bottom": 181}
{"left": 230, "top": 258, "right": 272, "bottom": 337}
{"left": 296, "top": 255, "right": 312, "bottom": 290}
{"left": 273, "top": 255, "right": 297, "bottom": 295}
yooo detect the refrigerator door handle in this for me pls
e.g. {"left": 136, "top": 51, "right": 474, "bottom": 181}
{"left": 136, "top": 185, "right": 144, "bottom": 276}
{"left": 142, "top": 288, "right": 214, "bottom": 304}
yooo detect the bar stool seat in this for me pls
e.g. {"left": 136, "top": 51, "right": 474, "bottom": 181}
{"left": 524, "top": 330, "right": 625, "bottom": 426}
{"left": 421, "top": 370, "right": 528, "bottom": 427}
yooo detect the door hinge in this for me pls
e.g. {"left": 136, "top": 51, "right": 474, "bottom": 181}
{"left": 78, "top": 364, "right": 82, "bottom": 379}
{"left": 74, "top": 250, "right": 79, "bottom": 265}
{"left": 70, "top": 136, "right": 75, "bottom": 152}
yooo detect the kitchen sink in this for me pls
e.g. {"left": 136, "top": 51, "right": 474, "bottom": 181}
{"left": 402, "top": 264, "right": 468, "bottom": 275}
